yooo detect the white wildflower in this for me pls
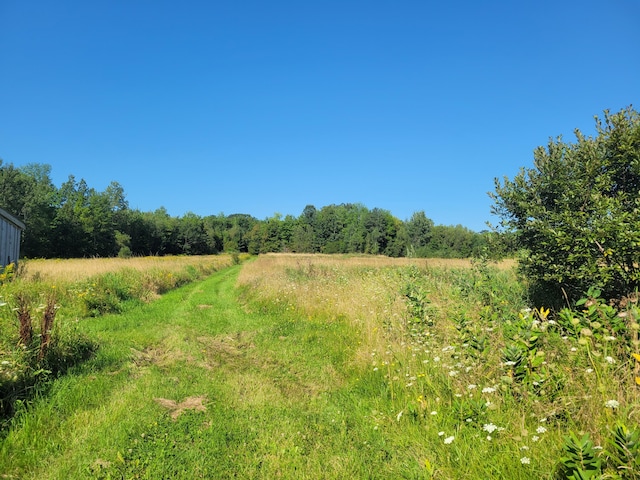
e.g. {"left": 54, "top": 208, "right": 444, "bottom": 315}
{"left": 520, "top": 457, "right": 530, "bottom": 464}
{"left": 605, "top": 399, "right": 620, "bottom": 409}
{"left": 444, "top": 435, "right": 455, "bottom": 444}
{"left": 483, "top": 423, "right": 498, "bottom": 433}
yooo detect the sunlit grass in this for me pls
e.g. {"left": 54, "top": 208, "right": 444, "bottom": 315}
{"left": 20, "top": 255, "right": 234, "bottom": 283}
{"left": 2, "top": 253, "right": 638, "bottom": 478}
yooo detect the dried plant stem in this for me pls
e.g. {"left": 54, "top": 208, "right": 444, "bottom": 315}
{"left": 16, "top": 292, "right": 32, "bottom": 347}
{"left": 38, "top": 293, "right": 57, "bottom": 361}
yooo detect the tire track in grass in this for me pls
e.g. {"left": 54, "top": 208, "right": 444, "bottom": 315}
{"left": 2, "top": 264, "right": 381, "bottom": 479}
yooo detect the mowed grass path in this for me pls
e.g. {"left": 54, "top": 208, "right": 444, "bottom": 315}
{"left": 1, "top": 264, "right": 414, "bottom": 479}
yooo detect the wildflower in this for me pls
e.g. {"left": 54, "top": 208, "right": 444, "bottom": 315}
{"left": 483, "top": 423, "right": 499, "bottom": 434}
{"left": 585, "top": 368, "right": 593, "bottom": 373}
{"left": 430, "top": 411, "right": 437, "bottom": 416}
{"left": 536, "top": 426, "right": 547, "bottom": 434}
{"left": 486, "top": 435, "right": 492, "bottom": 441}
{"left": 444, "top": 436, "right": 455, "bottom": 444}
{"left": 520, "top": 446, "right": 529, "bottom": 451}
{"left": 448, "top": 370, "right": 458, "bottom": 377}
{"left": 520, "top": 457, "right": 531, "bottom": 465}
{"left": 532, "top": 435, "right": 540, "bottom": 442}
{"left": 467, "top": 384, "right": 477, "bottom": 390}
{"left": 438, "top": 431, "right": 445, "bottom": 436}
{"left": 605, "top": 399, "right": 620, "bottom": 409}
{"left": 482, "top": 387, "right": 496, "bottom": 394}
{"left": 605, "top": 356, "right": 615, "bottom": 364}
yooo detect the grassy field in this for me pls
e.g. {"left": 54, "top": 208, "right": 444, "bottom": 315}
{"left": 19, "top": 255, "right": 234, "bottom": 283}
{"left": 1, "top": 254, "right": 638, "bottom": 478}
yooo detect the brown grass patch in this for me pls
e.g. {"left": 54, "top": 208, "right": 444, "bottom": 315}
{"left": 153, "top": 396, "right": 207, "bottom": 420}
{"left": 21, "top": 255, "right": 233, "bottom": 283}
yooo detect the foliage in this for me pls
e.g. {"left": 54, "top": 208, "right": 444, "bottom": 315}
{"left": 0, "top": 160, "right": 505, "bottom": 259}
{"left": 556, "top": 432, "right": 602, "bottom": 479}
{"left": 492, "top": 106, "right": 640, "bottom": 306}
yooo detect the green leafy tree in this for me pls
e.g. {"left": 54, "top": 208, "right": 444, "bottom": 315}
{"left": 491, "top": 106, "right": 640, "bottom": 305}
{"left": 406, "top": 211, "right": 434, "bottom": 256}
{"left": 177, "top": 212, "right": 208, "bottom": 255}
{"left": 424, "top": 225, "right": 478, "bottom": 258}
{"left": 51, "top": 176, "right": 92, "bottom": 257}
{"left": 0, "top": 162, "right": 57, "bottom": 257}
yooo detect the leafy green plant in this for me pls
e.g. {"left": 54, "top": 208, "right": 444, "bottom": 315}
{"left": 556, "top": 432, "right": 602, "bottom": 479}
{"left": 605, "top": 423, "right": 640, "bottom": 478}
{"left": 0, "top": 262, "right": 16, "bottom": 285}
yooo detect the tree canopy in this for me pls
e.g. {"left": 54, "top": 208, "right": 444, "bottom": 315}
{"left": 0, "top": 161, "right": 495, "bottom": 260}
{"left": 492, "top": 106, "right": 640, "bottom": 305}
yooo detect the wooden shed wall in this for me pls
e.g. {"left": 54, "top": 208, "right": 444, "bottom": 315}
{"left": 0, "top": 209, "right": 25, "bottom": 268}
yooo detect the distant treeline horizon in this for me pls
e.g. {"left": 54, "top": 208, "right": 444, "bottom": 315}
{"left": 0, "top": 161, "right": 512, "bottom": 259}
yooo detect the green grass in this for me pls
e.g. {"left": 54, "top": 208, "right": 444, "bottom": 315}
{"left": 1, "top": 266, "right": 405, "bottom": 478}
{"left": 2, "top": 258, "right": 639, "bottom": 479}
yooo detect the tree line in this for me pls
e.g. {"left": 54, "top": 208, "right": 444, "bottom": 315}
{"left": 0, "top": 161, "right": 499, "bottom": 259}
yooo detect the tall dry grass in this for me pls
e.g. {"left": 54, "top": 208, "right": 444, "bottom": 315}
{"left": 20, "top": 255, "right": 232, "bottom": 283}
{"left": 237, "top": 253, "right": 504, "bottom": 366}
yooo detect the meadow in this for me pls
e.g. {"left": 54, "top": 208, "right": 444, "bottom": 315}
{"left": 0, "top": 254, "right": 638, "bottom": 479}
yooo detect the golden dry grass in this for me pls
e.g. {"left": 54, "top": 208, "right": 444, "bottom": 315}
{"left": 20, "top": 255, "right": 233, "bottom": 283}
{"left": 237, "top": 253, "right": 512, "bottom": 367}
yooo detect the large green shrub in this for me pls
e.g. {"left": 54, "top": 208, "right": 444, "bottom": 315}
{"left": 492, "top": 107, "right": 640, "bottom": 306}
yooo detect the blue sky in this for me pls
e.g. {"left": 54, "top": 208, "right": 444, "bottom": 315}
{"left": 1, "top": 1, "right": 638, "bottom": 231}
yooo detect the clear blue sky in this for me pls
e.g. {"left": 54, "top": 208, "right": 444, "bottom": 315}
{"left": 1, "top": 1, "right": 638, "bottom": 231}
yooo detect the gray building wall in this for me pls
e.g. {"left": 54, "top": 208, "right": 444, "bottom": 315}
{"left": 0, "top": 208, "right": 25, "bottom": 268}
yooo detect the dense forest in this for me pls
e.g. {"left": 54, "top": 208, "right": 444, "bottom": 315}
{"left": 0, "top": 161, "right": 503, "bottom": 259}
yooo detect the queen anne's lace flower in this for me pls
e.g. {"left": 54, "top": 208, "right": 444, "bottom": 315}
{"left": 483, "top": 423, "right": 498, "bottom": 434}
